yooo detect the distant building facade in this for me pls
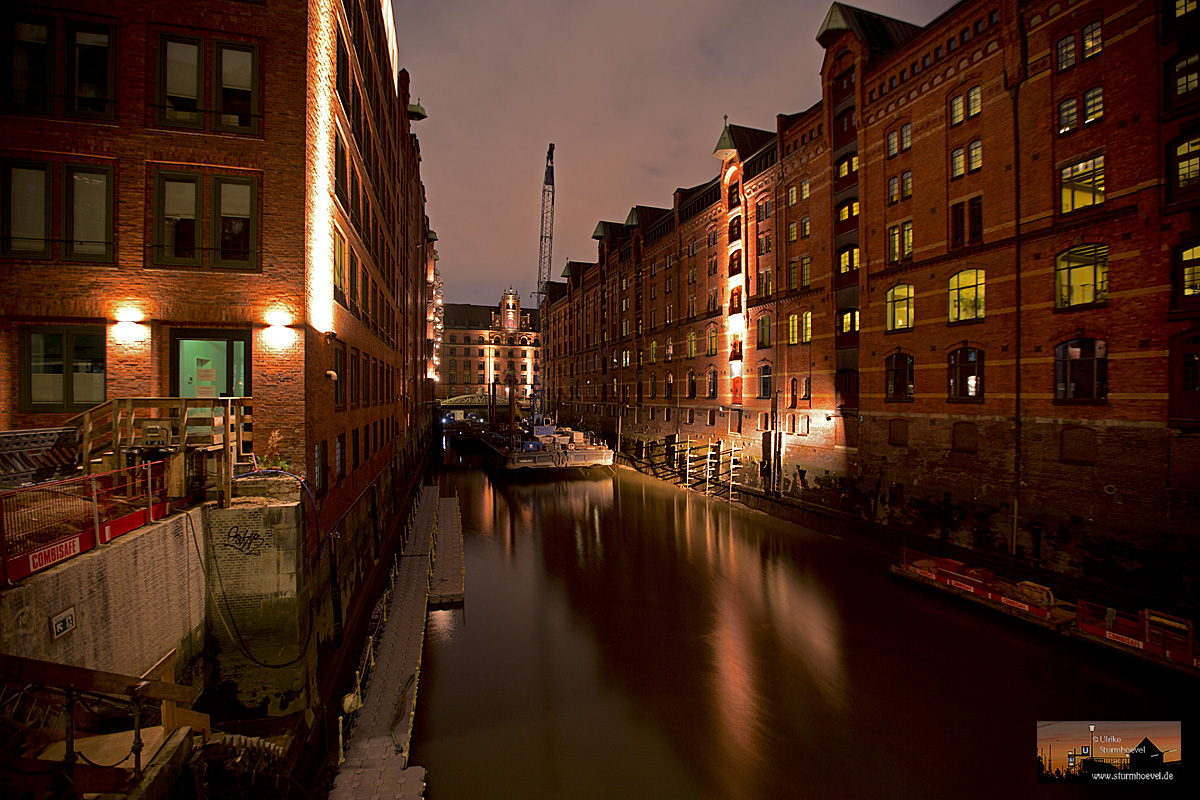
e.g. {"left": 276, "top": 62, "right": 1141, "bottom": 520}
{"left": 544, "top": 0, "right": 1200, "bottom": 598}
{"left": 437, "top": 288, "right": 541, "bottom": 400}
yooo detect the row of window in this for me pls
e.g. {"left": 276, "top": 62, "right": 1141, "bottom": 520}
{"left": 314, "top": 418, "right": 395, "bottom": 494}
{"left": 1056, "top": 21, "right": 1102, "bottom": 72}
{"left": 871, "top": 10, "right": 1001, "bottom": 102}
{"left": 0, "top": 160, "right": 257, "bottom": 267}
{"left": 4, "top": 19, "right": 259, "bottom": 132}
{"left": 331, "top": 344, "right": 395, "bottom": 410}
{"left": 446, "top": 334, "right": 538, "bottom": 346}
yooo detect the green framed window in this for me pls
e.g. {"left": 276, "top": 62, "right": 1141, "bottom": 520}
{"left": 158, "top": 35, "right": 202, "bottom": 127}
{"left": 213, "top": 41, "right": 258, "bottom": 132}
{"left": 64, "top": 164, "right": 112, "bottom": 261}
{"left": 19, "top": 326, "right": 106, "bottom": 411}
{"left": 2, "top": 160, "right": 50, "bottom": 256}
{"left": 154, "top": 171, "right": 201, "bottom": 265}
{"left": 211, "top": 176, "right": 257, "bottom": 268}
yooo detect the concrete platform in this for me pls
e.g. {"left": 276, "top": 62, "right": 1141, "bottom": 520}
{"left": 428, "top": 496, "right": 464, "bottom": 606}
{"left": 328, "top": 485, "right": 440, "bottom": 800}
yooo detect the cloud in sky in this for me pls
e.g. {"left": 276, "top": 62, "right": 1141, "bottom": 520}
{"left": 393, "top": 0, "right": 952, "bottom": 305}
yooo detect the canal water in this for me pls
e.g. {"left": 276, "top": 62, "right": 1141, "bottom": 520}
{"left": 411, "top": 452, "right": 1188, "bottom": 799}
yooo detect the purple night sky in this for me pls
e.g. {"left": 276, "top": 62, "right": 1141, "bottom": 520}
{"left": 392, "top": 0, "right": 954, "bottom": 306}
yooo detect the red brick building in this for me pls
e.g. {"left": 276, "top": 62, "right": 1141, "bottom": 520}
{"left": 0, "top": 0, "right": 436, "bottom": 523}
{"left": 545, "top": 0, "right": 1200, "bottom": 599}
{"left": 435, "top": 288, "right": 541, "bottom": 401}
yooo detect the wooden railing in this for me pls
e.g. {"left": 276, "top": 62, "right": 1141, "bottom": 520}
{"left": 68, "top": 397, "right": 253, "bottom": 474}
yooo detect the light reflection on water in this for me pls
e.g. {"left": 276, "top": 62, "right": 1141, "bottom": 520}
{"left": 412, "top": 461, "right": 1188, "bottom": 800}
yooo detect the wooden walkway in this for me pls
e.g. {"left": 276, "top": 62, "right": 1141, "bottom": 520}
{"left": 429, "top": 495, "right": 464, "bottom": 606}
{"left": 327, "top": 486, "right": 465, "bottom": 799}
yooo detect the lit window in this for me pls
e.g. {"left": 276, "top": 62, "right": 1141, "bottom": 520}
{"left": 1060, "top": 156, "right": 1104, "bottom": 213}
{"left": 1181, "top": 245, "right": 1200, "bottom": 300}
{"left": 902, "top": 171, "right": 912, "bottom": 198}
{"left": 788, "top": 185, "right": 797, "bottom": 205}
{"left": 838, "top": 309, "right": 859, "bottom": 333}
{"left": 967, "top": 85, "right": 981, "bottom": 117}
{"left": 788, "top": 314, "right": 799, "bottom": 345}
{"left": 801, "top": 310, "right": 812, "bottom": 343}
{"left": 1082, "top": 22, "right": 1102, "bottom": 59}
{"left": 887, "top": 130, "right": 899, "bottom": 156}
{"left": 1055, "top": 338, "right": 1107, "bottom": 400}
{"left": 1177, "top": 137, "right": 1200, "bottom": 190}
{"left": 885, "top": 284, "right": 914, "bottom": 330}
{"left": 801, "top": 217, "right": 810, "bottom": 237}
{"left": 948, "top": 269, "right": 986, "bottom": 321}
{"left": 788, "top": 221, "right": 797, "bottom": 242}
{"left": 951, "top": 147, "right": 965, "bottom": 178}
{"left": 1057, "top": 35, "right": 1076, "bottom": 71}
{"left": 888, "top": 176, "right": 899, "bottom": 203}
{"left": 968, "top": 140, "right": 982, "bottom": 172}
{"left": 1178, "top": 0, "right": 1198, "bottom": 18}
{"left": 1058, "top": 98, "right": 1077, "bottom": 134}
{"left": 1055, "top": 244, "right": 1108, "bottom": 307}
{"left": 839, "top": 247, "right": 859, "bottom": 272}
{"left": 801, "top": 179, "right": 810, "bottom": 199}
{"left": 950, "top": 95, "right": 965, "bottom": 125}
{"left": 837, "top": 200, "right": 859, "bottom": 221}
{"left": 1174, "top": 53, "right": 1199, "bottom": 98}
{"left": 900, "top": 123, "right": 912, "bottom": 150}
{"left": 1084, "top": 87, "right": 1103, "bottom": 124}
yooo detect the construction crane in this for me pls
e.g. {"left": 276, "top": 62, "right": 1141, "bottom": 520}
{"left": 532, "top": 144, "right": 554, "bottom": 422}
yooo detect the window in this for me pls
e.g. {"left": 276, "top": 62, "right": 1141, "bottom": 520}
{"left": 1060, "top": 156, "right": 1104, "bottom": 213}
{"left": 1058, "top": 98, "right": 1077, "bottom": 134}
{"left": 1083, "top": 87, "right": 1103, "bottom": 124}
{"left": 886, "top": 285, "right": 914, "bottom": 330}
{"left": 707, "top": 325, "right": 718, "bottom": 356}
{"left": 1178, "top": 0, "right": 1198, "bottom": 19}
{"left": 951, "top": 147, "right": 965, "bottom": 178}
{"left": 788, "top": 314, "right": 799, "bottom": 345}
{"left": 1181, "top": 244, "right": 1200, "bottom": 307}
{"left": 901, "top": 170, "right": 912, "bottom": 199}
{"left": 67, "top": 24, "right": 113, "bottom": 118}
{"left": 1055, "top": 338, "right": 1107, "bottom": 400}
{"left": 212, "top": 177, "right": 256, "bottom": 267}
{"left": 65, "top": 165, "right": 112, "bottom": 260}
{"left": 967, "top": 85, "right": 981, "bottom": 117}
{"left": 1171, "top": 330, "right": 1200, "bottom": 423}
{"left": 788, "top": 185, "right": 797, "bottom": 205}
{"left": 801, "top": 310, "right": 811, "bottom": 343}
{"left": 214, "top": 42, "right": 258, "bottom": 132}
{"left": 334, "top": 345, "right": 345, "bottom": 408}
{"left": 729, "top": 250, "right": 742, "bottom": 276}
{"left": 1056, "top": 244, "right": 1108, "bottom": 307}
{"left": 336, "top": 434, "right": 345, "bottom": 480}
{"left": 1174, "top": 137, "right": 1200, "bottom": 195}
{"left": 729, "top": 287, "right": 741, "bottom": 314}
{"left": 885, "top": 352, "right": 914, "bottom": 400}
{"left": 314, "top": 440, "right": 327, "bottom": 493}
{"left": 707, "top": 369, "right": 717, "bottom": 398}
{"left": 6, "top": 18, "right": 53, "bottom": 112}
{"left": 1174, "top": 53, "right": 1198, "bottom": 100}
{"left": 19, "top": 327, "right": 105, "bottom": 411}
{"left": 950, "top": 95, "right": 965, "bottom": 125}
{"left": 665, "top": 372, "right": 674, "bottom": 398}
{"left": 757, "top": 232, "right": 772, "bottom": 255}
{"left": 887, "top": 130, "right": 899, "bottom": 156}
{"left": 159, "top": 36, "right": 202, "bottom": 126}
{"left": 756, "top": 199, "right": 772, "bottom": 221}
{"left": 728, "top": 217, "right": 741, "bottom": 241}
{"left": 800, "top": 179, "right": 810, "bottom": 200}
{"left": 888, "top": 176, "right": 899, "bottom": 203}
{"left": 801, "top": 256, "right": 811, "bottom": 287}
{"left": 838, "top": 309, "right": 859, "bottom": 334}
{"left": 968, "top": 140, "right": 982, "bottom": 172}
{"left": 788, "top": 221, "right": 798, "bottom": 242}
{"left": 948, "top": 347, "right": 983, "bottom": 400}
{"left": 837, "top": 200, "right": 859, "bottom": 222}
{"left": 1082, "top": 22, "right": 1102, "bottom": 59}
{"left": 757, "top": 315, "right": 771, "bottom": 348}
{"left": 949, "top": 269, "right": 986, "bottom": 321}
{"left": 334, "top": 132, "right": 348, "bottom": 205}
{"left": 801, "top": 216, "right": 810, "bottom": 238}
{"left": 839, "top": 247, "right": 859, "bottom": 272}
{"left": 758, "top": 365, "right": 772, "bottom": 398}
{"left": 836, "top": 154, "right": 859, "bottom": 177}
{"left": 968, "top": 196, "right": 983, "bottom": 244}
{"left": 2, "top": 160, "right": 49, "bottom": 255}
{"left": 687, "top": 331, "right": 697, "bottom": 358}
{"left": 155, "top": 171, "right": 200, "bottom": 265}
{"left": 1057, "top": 35, "right": 1076, "bottom": 71}
{"left": 900, "top": 123, "right": 912, "bottom": 150}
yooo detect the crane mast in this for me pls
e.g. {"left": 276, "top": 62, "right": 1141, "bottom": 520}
{"left": 532, "top": 144, "right": 554, "bottom": 422}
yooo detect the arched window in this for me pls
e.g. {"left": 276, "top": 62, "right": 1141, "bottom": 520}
{"left": 477, "top": 335, "right": 484, "bottom": 343}
{"left": 1056, "top": 244, "right": 1108, "bottom": 307}
{"left": 1055, "top": 338, "right": 1107, "bottom": 400}
{"left": 789, "top": 377, "right": 798, "bottom": 408}
{"left": 728, "top": 216, "right": 741, "bottom": 242}
{"left": 687, "top": 371, "right": 697, "bottom": 398}
{"left": 802, "top": 376, "right": 811, "bottom": 399}
{"left": 728, "top": 249, "right": 742, "bottom": 276}
{"left": 836, "top": 153, "right": 859, "bottom": 177}
{"left": 649, "top": 340, "right": 657, "bottom": 363}
{"left": 886, "top": 284, "right": 915, "bottom": 330}
{"left": 664, "top": 372, "right": 674, "bottom": 398}
{"left": 836, "top": 199, "right": 860, "bottom": 222}
{"left": 948, "top": 269, "right": 986, "bottom": 321}
{"left": 706, "top": 325, "right": 718, "bottom": 355}
{"left": 885, "top": 352, "right": 914, "bottom": 400}
{"left": 757, "top": 314, "right": 771, "bottom": 347}
{"left": 707, "top": 368, "right": 718, "bottom": 398}
{"left": 948, "top": 347, "right": 984, "bottom": 400}
{"left": 838, "top": 246, "right": 860, "bottom": 272}
{"left": 729, "top": 286, "right": 742, "bottom": 314}
{"left": 648, "top": 373, "right": 657, "bottom": 398}
{"left": 665, "top": 337, "right": 673, "bottom": 361}
{"left": 758, "top": 364, "right": 772, "bottom": 398}
{"left": 687, "top": 331, "right": 697, "bottom": 358}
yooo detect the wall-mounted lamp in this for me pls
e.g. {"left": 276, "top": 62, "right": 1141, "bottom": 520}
{"left": 324, "top": 330, "right": 338, "bottom": 345}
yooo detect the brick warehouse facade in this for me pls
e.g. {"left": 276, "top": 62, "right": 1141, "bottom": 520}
{"left": 435, "top": 288, "right": 541, "bottom": 401}
{"left": 544, "top": 0, "right": 1200, "bottom": 602}
{"left": 0, "top": 0, "right": 436, "bottom": 714}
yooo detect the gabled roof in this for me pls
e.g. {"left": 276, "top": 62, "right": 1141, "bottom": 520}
{"left": 591, "top": 220, "right": 630, "bottom": 242}
{"left": 816, "top": 2, "right": 923, "bottom": 53}
{"left": 625, "top": 205, "right": 671, "bottom": 229}
{"left": 561, "top": 259, "right": 595, "bottom": 278}
{"left": 713, "top": 120, "right": 776, "bottom": 161}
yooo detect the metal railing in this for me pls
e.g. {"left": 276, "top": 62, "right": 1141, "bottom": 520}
{"left": 0, "top": 460, "right": 169, "bottom": 585}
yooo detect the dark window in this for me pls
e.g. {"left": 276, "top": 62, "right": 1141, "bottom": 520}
{"left": 214, "top": 42, "right": 257, "bottom": 132}
{"left": 758, "top": 365, "right": 772, "bottom": 398}
{"left": 19, "top": 326, "right": 106, "bottom": 411}
{"left": 968, "top": 196, "right": 983, "bottom": 243}
{"left": 948, "top": 347, "right": 984, "bottom": 400}
{"left": 5, "top": 17, "right": 54, "bottom": 113}
{"left": 67, "top": 23, "right": 113, "bottom": 118}
{"left": 314, "top": 440, "right": 327, "bottom": 493}
{"left": 885, "top": 353, "right": 914, "bottom": 400}
{"left": 158, "top": 36, "right": 202, "bottom": 127}
{"left": 334, "top": 345, "right": 345, "bottom": 408}
{"left": 212, "top": 177, "right": 256, "bottom": 267}
{"left": 155, "top": 171, "right": 200, "bottom": 265}
{"left": 1055, "top": 338, "right": 1108, "bottom": 400}
{"left": 950, "top": 202, "right": 965, "bottom": 248}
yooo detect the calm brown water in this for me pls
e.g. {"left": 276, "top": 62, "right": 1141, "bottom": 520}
{"left": 411, "top": 456, "right": 1187, "bottom": 800}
